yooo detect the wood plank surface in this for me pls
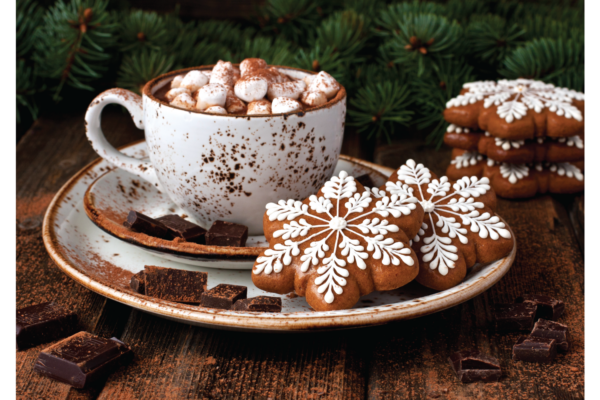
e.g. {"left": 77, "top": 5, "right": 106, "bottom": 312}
{"left": 17, "top": 109, "right": 584, "bottom": 399}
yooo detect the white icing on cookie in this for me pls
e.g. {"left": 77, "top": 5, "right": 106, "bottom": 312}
{"left": 548, "top": 162, "right": 584, "bottom": 181}
{"left": 255, "top": 171, "right": 418, "bottom": 304}
{"left": 388, "top": 160, "right": 510, "bottom": 276}
{"left": 450, "top": 151, "right": 483, "bottom": 169}
{"left": 500, "top": 163, "right": 529, "bottom": 184}
{"left": 557, "top": 135, "right": 584, "bottom": 149}
{"left": 447, "top": 79, "right": 584, "bottom": 123}
{"left": 494, "top": 138, "right": 525, "bottom": 151}
{"left": 446, "top": 124, "right": 470, "bottom": 134}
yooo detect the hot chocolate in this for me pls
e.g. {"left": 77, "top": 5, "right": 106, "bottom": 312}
{"left": 155, "top": 58, "right": 341, "bottom": 115}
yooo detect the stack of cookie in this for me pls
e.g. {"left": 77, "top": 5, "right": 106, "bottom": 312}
{"left": 443, "top": 79, "right": 584, "bottom": 198}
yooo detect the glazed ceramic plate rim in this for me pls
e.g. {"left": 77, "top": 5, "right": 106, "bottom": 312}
{"left": 43, "top": 141, "right": 517, "bottom": 331}
{"left": 82, "top": 151, "right": 389, "bottom": 261}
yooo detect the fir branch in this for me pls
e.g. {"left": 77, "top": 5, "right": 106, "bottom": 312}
{"left": 294, "top": 44, "right": 345, "bottom": 82}
{"left": 118, "top": 9, "right": 171, "bottom": 52}
{"left": 256, "top": 0, "right": 321, "bottom": 45}
{"left": 500, "top": 38, "right": 584, "bottom": 92}
{"left": 17, "top": 0, "right": 44, "bottom": 58}
{"left": 312, "top": 10, "right": 370, "bottom": 59}
{"left": 520, "top": 15, "right": 583, "bottom": 42}
{"left": 347, "top": 78, "right": 413, "bottom": 142}
{"left": 379, "top": 13, "right": 463, "bottom": 77}
{"left": 33, "top": 0, "right": 118, "bottom": 100}
{"left": 410, "top": 59, "right": 475, "bottom": 147}
{"left": 466, "top": 14, "right": 525, "bottom": 65}
{"left": 178, "top": 38, "right": 231, "bottom": 68}
{"left": 195, "top": 20, "right": 256, "bottom": 49}
{"left": 116, "top": 48, "right": 174, "bottom": 94}
{"left": 17, "top": 59, "right": 42, "bottom": 123}
{"left": 374, "top": 2, "right": 446, "bottom": 38}
{"left": 445, "top": 0, "right": 492, "bottom": 24}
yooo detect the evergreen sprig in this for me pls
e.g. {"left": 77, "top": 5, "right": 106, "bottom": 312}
{"left": 116, "top": 48, "right": 174, "bottom": 94}
{"left": 232, "top": 36, "right": 296, "bottom": 66}
{"left": 466, "top": 14, "right": 525, "bottom": 65}
{"left": 501, "top": 38, "right": 584, "bottom": 92}
{"left": 411, "top": 60, "right": 475, "bottom": 147}
{"left": 17, "top": 0, "right": 44, "bottom": 58}
{"left": 379, "top": 13, "right": 463, "bottom": 76}
{"left": 294, "top": 44, "right": 345, "bottom": 82}
{"left": 312, "top": 10, "right": 369, "bottom": 59}
{"left": 118, "top": 9, "right": 172, "bottom": 52}
{"left": 256, "top": 0, "right": 321, "bottom": 45}
{"left": 374, "top": 2, "right": 446, "bottom": 38}
{"left": 33, "top": 0, "right": 118, "bottom": 100}
{"left": 348, "top": 73, "right": 413, "bottom": 142}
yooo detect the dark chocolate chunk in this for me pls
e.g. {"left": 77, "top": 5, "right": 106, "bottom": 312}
{"left": 512, "top": 336, "right": 557, "bottom": 363}
{"left": 232, "top": 296, "right": 282, "bottom": 312}
{"left": 448, "top": 350, "right": 502, "bottom": 383}
{"left": 201, "top": 284, "right": 247, "bottom": 310}
{"left": 123, "top": 210, "right": 170, "bottom": 239}
{"left": 34, "top": 331, "right": 132, "bottom": 388}
{"left": 130, "top": 271, "right": 145, "bottom": 294}
{"left": 493, "top": 302, "right": 537, "bottom": 331}
{"left": 516, "top": 294, "right": 565, "bottom": 320}
{"left": 355, "top": 174, "right": 375, "bottom": 188}
{"left": 531, "top": 318, "right": 569, "bottom": 352}
{"left": 17, "top": 302, "right": 78, "bottom": 350}
{"left": 156, "top": 214, "right": 207, "bottom": 244}
{"left": 206, "top": 220, "right": 248, "bottom": 247}
{"left": 144, "top": 265, "right": 207, "bottom": 303}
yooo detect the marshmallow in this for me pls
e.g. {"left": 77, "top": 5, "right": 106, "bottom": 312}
{"left": 232, "top": 67, "right": 241, "bottom": 84}
{"left": 267, "top": 79, "right": 307, "bottom": 100}
{"left": 205, "top": 106, "right": 228, "bottom": 115}
{"left": 268, "top": 67, "right": 290, "bottom": 83}
{"left": 210, "top": 60, "right": 235, "bottom": 87}
{"left": 170, "top": 75, "right": 184, "bottom": 89}
{"left": 300, "top": 90, "right": 327, "bottom": 107}
{"left": 196, "top": 83, "right": 228, "bottom": 111}
{"left": 272, "top": 97, "right": 303, "bottom": 114}
{"left": 234, "top": 76, "right": 269, "bottom": 102}
{"left": 247, "top": 100, "right": 272, "bottom": 115}
{"left": 165, "top": 87, "right": 190, "bottom": 102}
{"left": 170, "top": 92, "right": 196, "bottom": 110}
{"left": 203, "top": 71, "right": 211, "bottom": 79}
{"left": 181, "top": 70, "right": 209, "bottom": 92}
{"left": 303, "top": 74, "right": 316, "bottom": 87}
{"left": 240, "top": 58, "right": 267, "bottom": 77}
{"left": 307, "top": 71, "right": 340, "bottom": 99}
{"left": 226, "top": 88, "right": 247, "bottom": 113}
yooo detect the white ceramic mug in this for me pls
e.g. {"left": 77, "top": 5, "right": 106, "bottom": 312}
{"left": 85, "top": 65, "right": 347, "bottom": 235}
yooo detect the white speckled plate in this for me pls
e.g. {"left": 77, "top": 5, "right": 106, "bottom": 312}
{"left": 43, "top": 141, "right": 516, "bottom": 332}
{"left": 82, "top": 143, "right": 389, "bottom": 269}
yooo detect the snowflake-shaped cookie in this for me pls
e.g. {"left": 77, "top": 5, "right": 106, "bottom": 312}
{"left": 447, "top": 79, "right": 583, "bottom": 123}
{"left": 252, "top": 171, "right": 424, "bottom": 311}
{"left": 384, "top": 160, "right": 514, "bottom": 291}
{"left": 444, "top": 79, "right": 584, "bottom": 140}
{"left": 450, "top": 151, "right": 483, "bottom": 169}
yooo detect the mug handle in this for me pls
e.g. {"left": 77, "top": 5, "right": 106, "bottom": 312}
{"left": 85, "top": 88, "right": 162, "bottom": 188}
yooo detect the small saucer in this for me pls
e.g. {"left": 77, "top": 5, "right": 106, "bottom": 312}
{"left": 83, "top": 144, "right": 390, "bottom": 269}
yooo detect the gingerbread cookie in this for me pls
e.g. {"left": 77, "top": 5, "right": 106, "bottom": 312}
{"left": 446, "top": 149, "right": 486, "bottom": 181}
{"left": 483, "top": 161, "right": 584, "bottom": 199}
{"left": 477, "top": 133, "right": 583, "bottom": 164}
{"left": 443, "top": 124, "right": 485, "bottom": 151}
{"left": 444, "top": 79, "right": 584, "bottom": 140}
{"left": 384, "top": 160, "right": 514, "bottom": 291}
{"left": 252, "top": 171, "right": 424, "bottom": 311}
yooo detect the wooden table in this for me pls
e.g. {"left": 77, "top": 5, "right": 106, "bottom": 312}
{"left": 17, "top": 108, "right": 584, "bottom": 399}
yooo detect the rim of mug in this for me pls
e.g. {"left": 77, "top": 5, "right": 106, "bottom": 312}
{"left": 142, "top": 64, "right": 347, "bottom": 118}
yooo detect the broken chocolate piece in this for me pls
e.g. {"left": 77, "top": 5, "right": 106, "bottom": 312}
{"left": 144, "top": 265, "right": 207, "bottom": 303}
{"left": 516, "top": 294, "right": 565, "bottom": 320}
{"left": 17, "top": 302, "right": 78, "bottom": 350}
{"left": 448, "top": 350, "right": 502, "bottom": 383}
{"left": 156, "top": 214, "right": 207, "bottom": 244}
{"left": 493, "top": 302, "right": 537, "bottom": 331}
{"left": 206, "top": 220, "right": 248, "bottom": 247}
{"left": 232, "top": 296, "right": 282, "bottom": 312}
{"left": 512, "top": 336, "right": 557, "bottom": 363}
{"left": 123, "top": 211, "right": 170, "bottom": 239}
{"left": 531, "top": 318, "right": 569, "bottom": 352}
{"left": 130, "top": 271, "right": 145, "bottom": 294}
{"left": 201, "top": 284, "right": 247, "bottom": 310}
{"left": 355, "top": 174, "right": 375, "bottom": 188}
{"left": 34, "top": 331, "right": 132, "bottom": 388}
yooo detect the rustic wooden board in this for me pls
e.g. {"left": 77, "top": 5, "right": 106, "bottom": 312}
{"left": 17, "top": 110, "right": 584, "bottom": 399}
